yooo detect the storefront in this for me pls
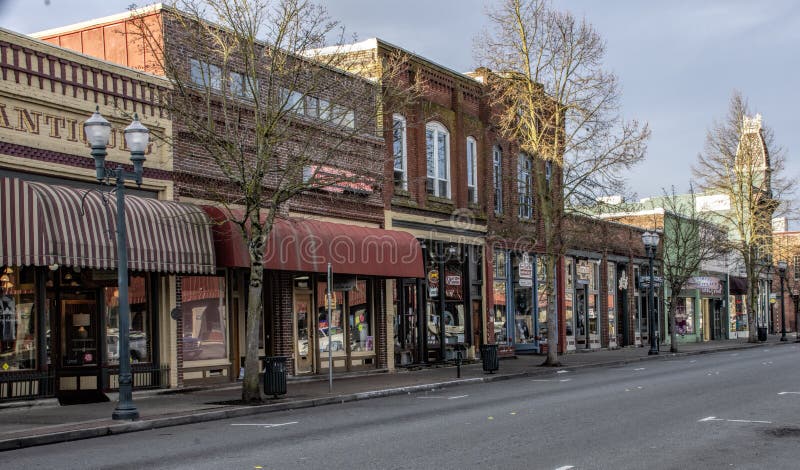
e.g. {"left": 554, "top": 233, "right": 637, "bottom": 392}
{"left": 678, "top": 276, "right": 726, "bottom": 342}
{"left": 728, "top": 276, "right": 748, "bottom": 339}
{"left": 567, "top": 257, "right": 601, "bottom": 350}
{"left": 492, "top": 248, "right": 546, "bottom": 353}
{"left": 0, "top": 176, "right": 215, "bottom": 402}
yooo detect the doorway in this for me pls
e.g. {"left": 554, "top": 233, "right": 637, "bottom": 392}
{"left": 576, "top": 284, "right": 589, "bottom": 349}
{"left": 293, "top": 291, "right": 313, "bottom": 374}
{"left": 56, "top": 295, "right": 105, "bottom": 401}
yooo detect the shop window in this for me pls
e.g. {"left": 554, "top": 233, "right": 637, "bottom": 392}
{"left": 0, "top": 266, "right": 36, "bottom": 371}
{"left": 676, "top": 297, "right": 695, "bottom": 335}
{"left": 588, "top": 262, "right": 599, "bottom": 337}
{"left": 349, "top": 280, "right": 373, "bottom": 352}
{"left": 105, "top": 275, "right": 151, "bottom": 364}
{"left": 181, "top": 276, "right": 228, "bottom": 362}
{"left": 493, "top": 250, "right": 508, "bottom": 345}
{"left": 466, "top": 136, "right": 478, "bottom": 203}
{"left": 426, "top": 122, "right": 450, "bottom": 198}
{"left": 393, "top": 114, "right": 408, "bottom": 190}
{"left": 536, "top": 257, "right": 549, "bottom": 339}
{"left": 317, "top": 283, "right": 345, "bottom": 357}
{"left": 493, "top": 146, "right": 503, "bottom": 214}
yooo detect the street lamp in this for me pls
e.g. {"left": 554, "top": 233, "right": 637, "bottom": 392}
{"left": 85, "top": 107, "right": 149, "bottom": 421}
{"left": 777, "top": 260, "right": 788, "bottom": 341}
{"left": 641, "top": 231, "right": 660, "bottom": 355}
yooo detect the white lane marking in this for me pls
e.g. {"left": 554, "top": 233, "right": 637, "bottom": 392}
{"left": 554, "top": 466, "right": 575, "bottom": 470}
{"left": 556, "top": 370, "right": 569, "bottom": 374}
{"left": 416, "top": 396, "right": 445, "bottom": 399}
{"left": 633, "top": 367, "right": 646, "bottom": 371}
{"left": 689, "top": 360, "right": 697, "bottom": 363}
{"left": 448, "top": 395, "right": 469, "bottom": 400}
{"left": 231, "top": 421, "right": 298, "bottom": 428}
{"left": 698, "top": 416, "right": 771, "bottom": 424}
{"left": 559, "top": 379, "right": 572, "bottom": 382}
{"left": 778, "top": 392, "right": 800, "bottom": 395}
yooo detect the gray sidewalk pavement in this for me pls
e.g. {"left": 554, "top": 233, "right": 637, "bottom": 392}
{"left": 0, "top": 336, "right": 792, "bottom": 451}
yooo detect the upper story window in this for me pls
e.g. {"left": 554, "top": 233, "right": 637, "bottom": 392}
{"left": 393, "top": 114, "right": 408, "bottom": 190}
{"left": 228, "top": 71, "right": 258, "bottom": 100}
{"left": 426, "top": 122, "right": 450, "bottom": 198}
{"left": 518, "top": 154, "right": 533, "bottom": 219}
{"left": 493, "top": 146, "right": 503, "bottom": 214}
{"left": 279, "top": 88, "right": 355, "bottom": 129}
{"left": 466, "top": 136, "right": 478, "bottom": 203}
{"left": 190, "top": 59, "right": 222, "bottom": 90}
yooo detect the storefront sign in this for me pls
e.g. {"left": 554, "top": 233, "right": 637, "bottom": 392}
{"left": 519, "top": 278, "right": 533, "bottom": 287}
{"left": 685, "top": 276, "right": 722, "bottom": 296}
{"left": 577, "top": 260, "right": 592, "bottom": 284}
{"left": 519, "top": 253, "right": 533, "bottom": 279}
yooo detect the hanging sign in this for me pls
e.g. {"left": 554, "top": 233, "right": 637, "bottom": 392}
{"left": 618, "top": 271, "right": 628, "bottom": 290}
{"left": 519, "top": 253, "right": 533, "bottom": 279}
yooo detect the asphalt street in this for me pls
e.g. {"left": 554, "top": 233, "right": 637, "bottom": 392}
{"left": 4, "top": 345, "right": 800, "bottom": 470}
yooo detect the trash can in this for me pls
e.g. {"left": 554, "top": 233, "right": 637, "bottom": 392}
{"left": 757, "top": 327, "right": 768, "bottom": 342}
{"left": 480, "top": 344, "right": 499, "bottom": 374}
{"left": 262, "top": 356, "right": 287, "bottom": 398}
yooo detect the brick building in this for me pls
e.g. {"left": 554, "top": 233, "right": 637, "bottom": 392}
{"left": 34, "top": 6, "right": 424, "bottom": 382}
{"left": 771, "top": 227, "right": 800, "bottom": 337}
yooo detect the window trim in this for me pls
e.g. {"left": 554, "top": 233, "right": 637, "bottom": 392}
{"left": 466, "top": 136, "right": 478, "bottom": 203}
{"left": 393, "top": 114, "right": 408, "bottom": 190}
{"left": 518, "top": 153, "right": 533, "bottom": 219}
{"left": 425, "top": 121, "right": 451, "bottom": 199}
{"left": 493, "top": 145, "right": 503, "bottom": 214}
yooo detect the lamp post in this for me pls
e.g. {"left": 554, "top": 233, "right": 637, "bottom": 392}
{"left": 85, "top": 107, "right": 149, "bottom": 421}
{"left": 777, "top": 260, "right": 788, "bottom": 341}
{"left": 641, "top": 231, "right": 660, "bottom": 355}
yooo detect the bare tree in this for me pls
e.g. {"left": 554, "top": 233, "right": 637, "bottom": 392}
{"left": 694, "top": 91, "right": 790, "bottom": 343}
{"left": 649, "top": 187, "right": 728, "bottom": 352}
{"left": 129, "top": 0, "right": 416, "bottom": 401}
{"left": 475, "top": 0, "right": 649, "bottom": 365}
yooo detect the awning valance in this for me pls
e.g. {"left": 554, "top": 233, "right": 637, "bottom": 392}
{"left": 0, "top": 176, "right": 215, "bottom": 274}
{"left": 202, "top": 207, "right": 424, "bottom": 278}
{"left": 729, "top": 276, "right": 748, "bottom": 295}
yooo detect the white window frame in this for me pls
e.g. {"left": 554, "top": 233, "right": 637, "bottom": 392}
{"left": 493, "top": 145, "right": 503, "bottom": 214}
{"left": 518, "top": 154, "right": 533, "bottom": 219}
{"left": 426, "top": 121, "right": 451, "bottom": 198}
{"left": 466, "top": 136, "right": 478, "bottom": 203}
{"left": 393, "top": 114, "right": 408, "bottom": 190}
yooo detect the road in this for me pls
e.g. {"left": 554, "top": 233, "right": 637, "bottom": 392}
{"left": 4, "top": 345, "right": 800, "bottom": 470}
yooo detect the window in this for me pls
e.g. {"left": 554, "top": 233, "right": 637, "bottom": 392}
{"left": 105, "top": 275, "right": 151, "bottom": 364}
{"left": 189, "top": 59, "right": 222, "bottom": 90}
{"left": 794, "top": 256, "right": 800, "bottom": 281}
{"left": 466, "top": 136, "right": 478, "bottom": 203}
{"left": 518, "top": 154, "right": 533, "bottom": 219}
{"left": 181, "top": 276, "right": 228, "bottom": 362}
{"left": 228, "top": 71, "right": 257, "bottom": 100}
{"left": 279, "top": 88, "right": 304, "bottom": 114}
{"left": 393, "top": 114, "right": 407, "bottom": 190}
{"left": 318, "top": 98, "right": 332, "bottom": 121}
{"left": 493, "top": 146, "right": 503, "bottom": 214}
{"left": 0, "top": 266, "right": 37, "bottom": 370}
{"left": 426, "top": 122, "right": 450, "bottom": 198}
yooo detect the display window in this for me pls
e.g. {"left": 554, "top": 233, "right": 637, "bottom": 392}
{"left": 564, "top": 257, "right": 574, "bottom": 338}
{"left": 181, "top": 275, "right": 228, "bottom": 362}
{"left": 0, "top": 266, "right": 37, "bottom": 371}
{"left": 675, "top": 297, "right": 695, "bottom": 335}
{"left": 536, "top": 258, "right": 548, "bottom": 339}
{"left": 493, "top": 250, "right": 509, "bottom": 345}
{"left": 607, "top": 264, "right": 616, "bottom": 342}
{"left": 512, "top": 252, "right": 534, "bottom": 344}
{"left": 104, "top": 275, "right": 151, "bottom": 364}
{"left": 316, "top": 285, "right": 345, "bottom": 357}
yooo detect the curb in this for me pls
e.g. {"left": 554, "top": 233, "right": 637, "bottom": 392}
{"left": 0, "top": 340, "right": 788, "bottom": 451}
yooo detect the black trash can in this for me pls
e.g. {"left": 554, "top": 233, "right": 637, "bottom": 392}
{"left": 757, "top": 327, "right": 768, "bottom": 342}
{"left": 480, "top": 344, "right": 499, "bottom": 374}
{"left": 262, "top": 356, "right": 288, "bottom": 398}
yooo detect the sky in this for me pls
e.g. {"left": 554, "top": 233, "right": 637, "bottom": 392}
{"left": 1, "top": 0, "right": 798, "bottom": 208}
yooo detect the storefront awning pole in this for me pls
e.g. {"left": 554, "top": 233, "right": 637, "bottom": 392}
{"left": 327, "top": 262, "right": 333, "bottom": 393}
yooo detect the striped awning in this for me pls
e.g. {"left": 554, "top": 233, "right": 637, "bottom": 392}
{"left": 0, "top": 176, "right": 215, "bottom": 274}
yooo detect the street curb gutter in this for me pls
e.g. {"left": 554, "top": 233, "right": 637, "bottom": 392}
{"left": 0, "top": 341, "right": 788, "bottom": 451}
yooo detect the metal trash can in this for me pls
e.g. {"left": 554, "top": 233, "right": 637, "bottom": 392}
{"left": 262, "top": 356, "right": 288, "bottom": 398}
{"left": 480, "top": 344, "right": 499, "bottom": 374}
{"left": 757, "top": 327, "right": 768, "bottom": 342}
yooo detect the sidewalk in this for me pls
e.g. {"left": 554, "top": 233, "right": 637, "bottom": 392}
{"left": 0, "top": 337, "right": 790, "bottom": 451}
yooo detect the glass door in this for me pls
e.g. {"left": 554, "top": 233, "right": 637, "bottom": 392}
{"left": 61, "top": 300, "right": 99, "bottom": 368}
{"left": 293, "top": 291, "right": 313, "bottom": 374}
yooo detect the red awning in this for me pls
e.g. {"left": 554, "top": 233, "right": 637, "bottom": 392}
{"left": 202, "top": 207, "right": 424, "bottom": 278}
{"left": 0, "top": 176, "right": 215, "bottom": 274}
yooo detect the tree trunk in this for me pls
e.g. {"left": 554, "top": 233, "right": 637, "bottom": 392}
{"left": 746, "top": 259, "right": 759, "bottom": 343}
{"left": 242, "top": 236, "right": 266, "bottom": 403}
{"left": 542, "top": 254, "right": 561, "bottom": 366}
{"left": 668, "top": 301, "right": 678, "bottom": 353}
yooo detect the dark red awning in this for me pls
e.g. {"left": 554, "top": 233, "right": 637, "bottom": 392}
{"left": 202, "top": 207, "right": 424, "bottom": 278}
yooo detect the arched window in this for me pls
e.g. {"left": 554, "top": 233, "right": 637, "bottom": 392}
{"left": 425, "top": 122, "right": 450, "bottom": 198}
{"left": 493, "top": 146, "right": 503, "bottom": 214}
{"left": 392, "top": 114, "right": 407, "bottom": 190}
{"left": 466, "top": 136, "right": 478, "bottom": 203}
{"left": 518, "top": 154, "right": 533, "bottom": 219}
